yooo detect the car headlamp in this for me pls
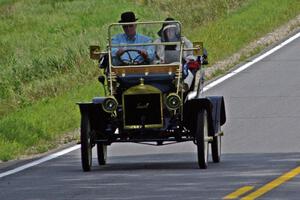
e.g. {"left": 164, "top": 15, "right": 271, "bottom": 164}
{"left": 102, "top": 97, "right": 118, "bottom": 113}
{"left": 165, "top": 93, "right": 181, "bottom": 110}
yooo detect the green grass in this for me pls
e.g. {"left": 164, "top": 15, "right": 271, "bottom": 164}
{"left": 0, "top": 81, "right": 103, "bottom": 161}
{"left": 0, "top": 0, "right": 246, "bottom": 116}
{"left": 0, "top": 0, "right": 167, "bottom": 161}
{"left": 0, "top": 0, "right": 165, "bottom": 116}
{"left": 188, "top": 0, "right": 300, "bottom": 65}
{"left": 0, "top": 0, "right": 300, "bottom": 161}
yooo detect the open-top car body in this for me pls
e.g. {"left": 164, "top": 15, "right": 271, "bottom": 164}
{"left": 78, "top": 20, "right": 226, "bottom": 171}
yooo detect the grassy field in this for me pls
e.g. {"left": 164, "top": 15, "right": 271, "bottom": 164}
{"left": 0, "top": 0, "right": 244, "bottom": 116}
{"left": 0, "top": 82, "right": 103, "bottom": 161}
{"left": 188, "top": 0, "right": 300, "bottom": 64}
{"left": 0, "top": 0, "right": 299, "bottom": 161}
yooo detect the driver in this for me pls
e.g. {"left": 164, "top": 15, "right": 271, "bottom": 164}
{"left": 111, "top": 11, "right": 155, "bottom": 66}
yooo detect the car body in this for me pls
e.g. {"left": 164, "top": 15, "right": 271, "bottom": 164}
{"left": 78, "top": 20, "right": 226, "bottom": 171}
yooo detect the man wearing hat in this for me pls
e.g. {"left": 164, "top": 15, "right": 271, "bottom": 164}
{"left": 111, "top": 11, "right": 155, "bottom": 65}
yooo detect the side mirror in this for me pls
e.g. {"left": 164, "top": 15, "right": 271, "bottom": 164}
{"left": 89, "top": 45, "right": 101, "bottom": 60}
{"left": 192, "top": 42, "right": 203, "bottom": 56}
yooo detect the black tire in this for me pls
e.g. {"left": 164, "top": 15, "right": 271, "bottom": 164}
{"left": 80, "top": 114, "right": 92, "bottom": 172}
{"left": 97, "top": 143, "right": 107, "bottom": 165}
{"left": 211, "top": 135, "right": 221, "bottom": 163}
{"left": 195, "top": 109, "right": 209, "bottom": 169}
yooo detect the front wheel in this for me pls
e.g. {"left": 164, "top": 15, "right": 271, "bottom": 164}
{"left": 195, "top": 109, "right": 209, "bottom": 169}
{"left": 80, "top": 114, "right": 93, "bottom": 172}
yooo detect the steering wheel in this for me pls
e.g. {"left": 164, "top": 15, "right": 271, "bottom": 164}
{"left": 118, "top": 49, "right": 146, "bottom": 65}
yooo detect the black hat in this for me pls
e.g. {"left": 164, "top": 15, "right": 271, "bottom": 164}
{"left": 119, "top": 11, "right": 138, "bottom": 23}
{"left": 157, "top": 17, "right": 175, "bottom": 36}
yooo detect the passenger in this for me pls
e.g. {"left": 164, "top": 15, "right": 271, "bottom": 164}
{"left": 111, "top": 11, "right": 155, "bottom": 66}
{"left": 155, "top": 17, "right": 193, "bottom": 64}
{"left": 155, "top": 18, "right": 208, "bottom": 91}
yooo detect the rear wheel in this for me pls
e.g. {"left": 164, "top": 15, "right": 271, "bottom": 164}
{"left": 80, "top": 114, "right": 92, "bottom": 172}
{"left": 195, "top": 109, "right": 209, "bottom": 169}
{"left": 211, "top": 135, "right": 221, "bottom": 163}
{"left": 97, "top": 143, "right": 107, "bottom": 165}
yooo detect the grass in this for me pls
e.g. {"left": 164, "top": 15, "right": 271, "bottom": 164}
{"left": 0, "top": 0, "right": 300, "bottom": 161}
{"left": 0, "top": 0, "right": 165, "bottom": 116}
{"left": 0, "top": 81, "right": 103, "bottom": 161}
{"left": 0, "top": 0, "right": 246, "bottom": 116}
{"left": 0, "top": 0, "right": 167, "bottom": 161}
{"left": 188, "top": 0, "right": 300, "bottom": 65}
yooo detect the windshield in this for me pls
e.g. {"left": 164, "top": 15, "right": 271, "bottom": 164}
{"left": 108, "top": 21, "right": 182, "bottom": 66}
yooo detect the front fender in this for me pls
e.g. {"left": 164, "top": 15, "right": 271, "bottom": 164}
{"left": 183, "top": 96, "right": 226, "bottom": 136}
{"left": 77, "top": 101, "right": 111, "bottom": 133}
{"left": 207, "top": 96, "right": 226, "bottom": 128}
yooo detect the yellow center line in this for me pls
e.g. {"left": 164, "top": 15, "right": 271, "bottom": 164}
{"left": 223, "top": 186, "right": 254, "bottom": 199}
{"left": 241, "top": 166, "right": 300, "bottom": 200}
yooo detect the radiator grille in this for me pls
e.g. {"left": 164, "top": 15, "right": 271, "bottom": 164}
{"left": 123, "top": 93, "right": 162, "bottom": 129}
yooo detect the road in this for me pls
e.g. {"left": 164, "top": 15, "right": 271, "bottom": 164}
{"left": 1, "top": 32, "right": 300, "bottom": 200}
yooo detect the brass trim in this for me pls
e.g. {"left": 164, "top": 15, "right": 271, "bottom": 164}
{"left": 111, "top": 64, "right": 179, "bottom": 76}
{"left": 102, "top": 96, "right": 118, "bottom": 113}
{"left": 110, "top": 41, "right": 181, "bottom": 47}
{"left": 122, "top": 84, "right": 163, "bottom": 129}
{"left": 89, "top": 45, "right": 101, "bottom": 60}
{"left": 216, "top": 131, "right": 224, "bottom": 137}
{"left": 124, "top": 124, "right": 163, "bottom": 129}
{"left": 108, "top": 46, "right": 114, "bottom": 96}
{"left": 176, "top": 42, "right": 184, "bottom": 94}
{"left": 106, "top": 20, "right": 184, "bottom": 96}
{"left": 108, "top": 21, "right": 182, "bottom": 40}
{"left": 192, "top": 42, "right": 204, "bottom": 56}
{"left": 205, "top": 136, "right": 213, "bottom": 142}
{"left": 165, "top": 93, "right": 181, "bottom": 110}
{"left": 123, "top": 83, "right": 162, "bottom": 95}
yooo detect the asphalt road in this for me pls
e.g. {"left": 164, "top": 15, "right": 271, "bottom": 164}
{"left": 1, "top": 33, "right": 300, "bottom": 200}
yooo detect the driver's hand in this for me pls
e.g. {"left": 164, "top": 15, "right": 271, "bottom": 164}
{"left": 139, "top": 50, "right": 148, "bottom": 60}
{"left": 116, "top": 48, "right": 125, "bottom": 56}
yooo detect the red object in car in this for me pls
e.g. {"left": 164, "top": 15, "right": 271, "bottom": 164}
{"left": 187, "top": 61, "right": 200, "bottom": 70}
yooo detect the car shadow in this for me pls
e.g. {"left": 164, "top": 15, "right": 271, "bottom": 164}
{"left": 89, "top": 152, "right": 224, "bottom": 171}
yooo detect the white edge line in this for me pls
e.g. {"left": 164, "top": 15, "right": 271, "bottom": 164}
{"left": 188, "top": 31, "right": 300, "bottom": 99}
{"left": 0, "top": 145, "right": 80, "bottom": 178}
{"left": 1, "top": 31, "right": 300, "bottom": 179}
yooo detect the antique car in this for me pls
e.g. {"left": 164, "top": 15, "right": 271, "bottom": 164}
{"left": 78, "top": 20, "right": 226, "bottom": 171}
